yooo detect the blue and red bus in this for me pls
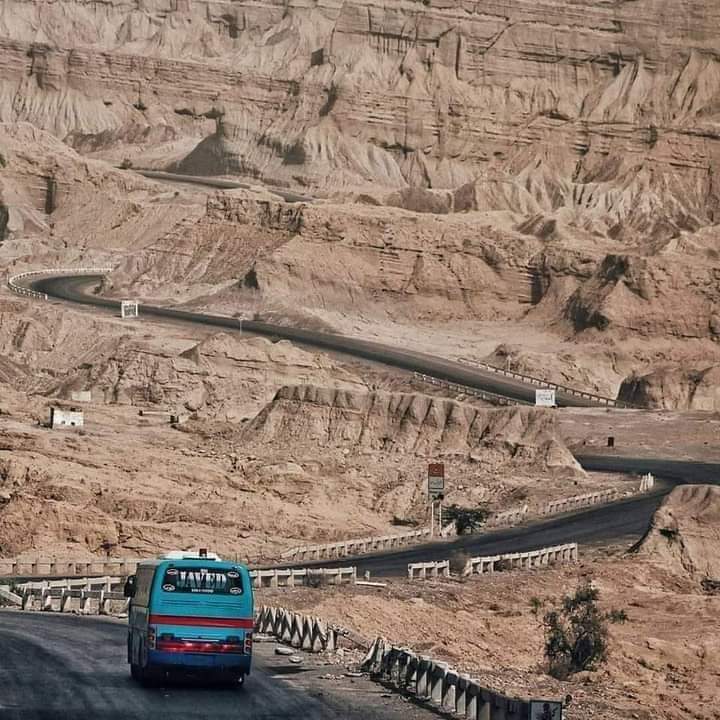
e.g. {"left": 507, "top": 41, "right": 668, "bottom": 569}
{"left": 124, "top": 551, "right": 254, "bottom": 686}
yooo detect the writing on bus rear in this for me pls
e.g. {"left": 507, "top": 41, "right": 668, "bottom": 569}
{"left": 161, "top": 566, "right": 244, "bottom": 595}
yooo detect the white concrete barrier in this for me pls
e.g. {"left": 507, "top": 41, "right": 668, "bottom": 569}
{"left": 639, "top": 473, "right": 655, "bottom": 492}
{"left": 464, "top": 543, "right": 578, "bottom": 576}
{"left": 541, "top": 489, "right": 621, "bottom": 516}
{"left": 254, "top": 606, "right": 340, "bottom": 653}
{"left": 18, "top": 576, "right": 128, "bottom": 615}
{"left": 361, "top": 637, "right": 554, "bottom": 719}
{"left": 486, "top": 505, "right": 529, "bottom": 528}
{"left": 281, "top": 530, "right": 431, "bottom": 563}
{"left": 251, "top": 566, "right": 357, "bottom": 588}
{"left": 0, "top": 558, "right": 142, "bottom": 578}
{"left": 0, "top": 585, "right": 22, "bottom": 606}
{"left": 407, "top": 560, "right": 450, "bottom": 580}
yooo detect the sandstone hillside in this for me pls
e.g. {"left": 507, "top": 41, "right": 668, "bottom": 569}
{"left": 638, "top": 484, "right": 720, "bottom": 580}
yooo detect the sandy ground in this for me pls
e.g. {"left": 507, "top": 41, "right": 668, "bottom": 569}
{"left": 258, "top": 545, "right": 720, "bottom": 720}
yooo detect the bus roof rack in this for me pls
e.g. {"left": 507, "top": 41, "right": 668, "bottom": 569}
{"left": 163, "top": 550, "right": 222, "bottom": 561}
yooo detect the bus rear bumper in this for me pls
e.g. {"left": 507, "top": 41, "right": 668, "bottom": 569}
{"left": 148, "top": 650, "right": 252, "bottom": 673}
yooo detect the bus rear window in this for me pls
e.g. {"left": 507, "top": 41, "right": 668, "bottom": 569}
{"left": 161, "top": 566, "right": 244, "bottom": 595}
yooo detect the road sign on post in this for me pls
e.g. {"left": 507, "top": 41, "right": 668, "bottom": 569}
{"left": 530, "top": 700, "right": 563, "bottom": 719}
{"left": 535, "top": 388, "right": 556, "bottom": 407}
{"left": 427, "top": 463, "right": 445, "bottom": 500}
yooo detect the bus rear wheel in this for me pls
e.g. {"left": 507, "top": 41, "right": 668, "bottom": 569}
{"left": 131, "top": 663, "right": 163, "bottom": 687}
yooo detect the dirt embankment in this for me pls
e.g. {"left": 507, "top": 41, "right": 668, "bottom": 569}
{"left": 637, "top": 484, "right": 720, "bottom": 581}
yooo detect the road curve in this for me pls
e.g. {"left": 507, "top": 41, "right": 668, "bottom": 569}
{"left": 0, "top": 611, "right": 435, "bottom": 720}
{"left": 24, "top": 273, "right": 720, "bottom": 571}
{"left": 31, "top": 274, "right": 597, "bottom": 407}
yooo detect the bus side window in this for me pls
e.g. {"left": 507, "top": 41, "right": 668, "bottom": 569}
{"left": 133, "top": 567, "right": 154, "bottom": 607}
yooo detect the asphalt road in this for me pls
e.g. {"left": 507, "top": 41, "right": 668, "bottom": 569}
{"left": 31, "top": 275, "right": 599, "bottom": 407}
{"left": 278, "top": 455, "right": 720, "bottom": 575}
{"left": 134, "top": 169, "right": 313, "bottom": 204}
{"left": 0, "top": 612, "right": 435, "bottom": 720}
{"left": 24, "top": 274, "right": 720, "bottom": 575}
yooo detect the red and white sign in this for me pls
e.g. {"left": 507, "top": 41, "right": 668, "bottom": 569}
{"left": 427, "top": 463, "right": 445, "bottom": 499}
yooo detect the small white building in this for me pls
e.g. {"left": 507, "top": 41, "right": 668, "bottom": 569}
{"left": 49, "top": 407, "right": 84, "bottom": 429}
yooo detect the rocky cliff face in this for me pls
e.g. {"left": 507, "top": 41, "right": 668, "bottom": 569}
{"left": 619, "top": 365, "right": 720, "bottom": 410}
{"left": 2, "top": 0, "right": 720, "bottom": 238}
{"left": 245, "top": 383, "right": 581, "bottom": 474}
{"left": 638, "top": 484, "right": 720, "bottom": 580}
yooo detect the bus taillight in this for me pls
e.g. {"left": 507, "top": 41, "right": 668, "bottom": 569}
{"left": 244, "top": 633, "right": 253, "bottom": 654}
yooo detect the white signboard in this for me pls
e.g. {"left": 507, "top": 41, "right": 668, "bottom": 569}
{"left": 530, "top": 700, "right": 563, "bottom": 720}
{"left": 535, "top": 388, "right": 556, "bottom": 407}
{"left": 121, "top": 300, "right": 139, "bottom": 319}
{"left": 428, "top": 462, "right": 445, "bottom": 499}
{"left": 50, "top": 408, "right": 84, "bottom": 429}
{"left": 71, "top": 390, "right": 92, "bottom": 403}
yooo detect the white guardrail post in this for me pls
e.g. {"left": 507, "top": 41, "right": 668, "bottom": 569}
{"left": 249, "top": 566, "right": 357, "bottom": 589}
{"left": 407, "top": 543, "right": 578, "bottom": 580}
{"left": 280, "top": 528, "right": 432, "bottom": 563}
{"left": 15, "top": 576, "right": 129, "bottom": 614}
{"left": 361, "top": 638, "right": 540, "bottom": 719}
{"left": 254, "top": 606, "right": 340, "bottom": 653}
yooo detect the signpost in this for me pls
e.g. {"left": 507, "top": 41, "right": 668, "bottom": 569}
{"left": 121, "top": 300, "right": 139, "bottom": 319}
{"left": 535, "top": 388, "right": 556, "bottom": 407}
{"left": 529, "top": 700, "right": 563, "bottom": 720}
{"left": 428, "top": 463, "right": 445, "bottom": 537}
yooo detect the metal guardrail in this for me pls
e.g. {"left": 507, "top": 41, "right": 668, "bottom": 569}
{"left": 7, "top": 267, "right": 113, "bottom": 301}
{"left": 458, "top": 357, "right": 624, "bottom": 407}
{"left": 412, "top": 373, "right": 532, "bottom": 406}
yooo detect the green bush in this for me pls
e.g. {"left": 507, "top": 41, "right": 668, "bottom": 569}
{"left": 607, "top": 608, "right": 628, "bottom": 624}
{"left": 543, "top": 582, "right": 608, "bottom": 679}
{"left": 443, "top": 504, "right": 489, "bottom": 535}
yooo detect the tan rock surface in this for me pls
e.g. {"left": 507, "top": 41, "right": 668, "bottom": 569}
{"left": 638, "top": 484, "right": 720, "bottom": 580}
{"left": 266, "top": 549, "right": 720, "bottom": 720}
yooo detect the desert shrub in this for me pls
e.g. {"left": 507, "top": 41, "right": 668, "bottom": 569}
{"left": 530, "top": 596, "right": 544, "bottom": 616}
{"left": 0, "top": 153, "right": 6, "bottom": 168}
{"left": 607, "top": 608, "right": 628, "bottom": 624}
{"left": 443, "top": 504, "right": 489, "bottom": 535}
{"left": 120, "top": 158, "right": 133, "bottom": 169}
{"left": 543, "top": 582, "right": 608, "bottom": 679}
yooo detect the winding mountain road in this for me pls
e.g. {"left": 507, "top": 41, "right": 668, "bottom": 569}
{"left": 31, "top": 274, "right": 599, "bottom": 407}
{"left": 22, "top": 273, "right": 720, "bottom": 572}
